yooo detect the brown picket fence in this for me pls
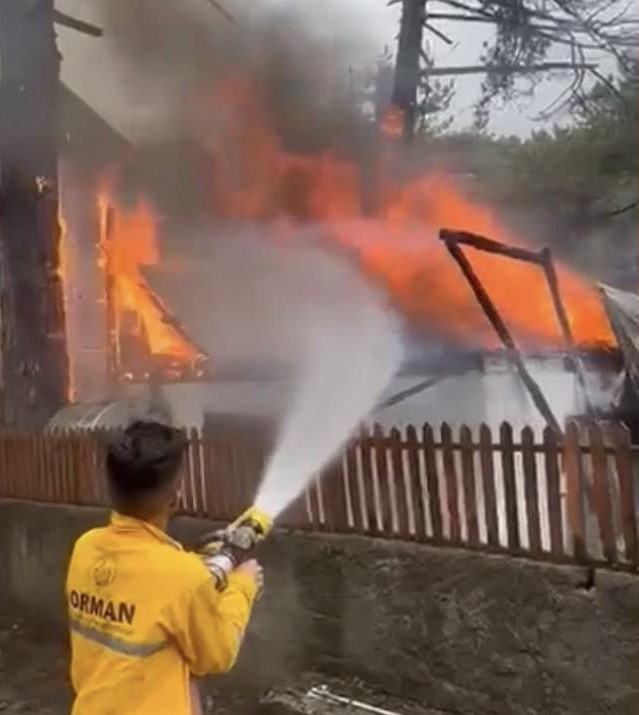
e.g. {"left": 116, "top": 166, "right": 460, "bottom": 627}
{"left": 0, "top": 421, "right": 637, "bottom": 571}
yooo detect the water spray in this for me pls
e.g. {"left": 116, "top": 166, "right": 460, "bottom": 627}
{"left": 253, "top": 263, "right": 403, "bottom": 521}
{"left": 193, "top": 287, "right": 401, "bottom": 589}
{"left": 193, "top": 239, "right": 402, "bottom": 586}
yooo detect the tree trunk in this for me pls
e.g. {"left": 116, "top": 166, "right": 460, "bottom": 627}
{"left": 0, "top": 0, "right": 69, "bottom": 427}
{"left": 393, "top": 0, "right": 426, "bottom": 142}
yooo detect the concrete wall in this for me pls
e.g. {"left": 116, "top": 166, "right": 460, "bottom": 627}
{"left": 0, "top": 500, "right": 637, "bottom": 715}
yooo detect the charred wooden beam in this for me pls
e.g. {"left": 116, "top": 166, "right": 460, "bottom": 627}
{"left": 440, "top": 230, "right": 561, "bottom": 434}
{"left": 103, "top": 206, "right": 119, "bottom": 383}
{"left": 376, "top": 376, "right": 445, "bottom": 410}
{"left": 440, "top": 228, "right": 593, "bottom": 413}
{"left": 540, "top": 247, "right": 593, "bottom": 413}
{"left": 0, "top": 0, "right": 70, "bottom": 426}
{"left": 439, "top": 228, "right": 546, "bottom": 264}
{"left": 143, "top": 285, "right": 210, "bottom": 361}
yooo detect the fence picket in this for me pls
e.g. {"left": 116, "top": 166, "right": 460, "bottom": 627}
{"left": 609, "top": 423, "right": 638, "bottom": 566}
{"left": 201, "top": 433, "right": 221, "bottom": 520}
{"left": 441, "top": 423, "right": 461, "bottom": 545}
{"left": 588, "top": 423, "right": 616, "bottom": 563}
{"left": 459, "top": 425, "right": 479, "bottom": 546}
{"left": 279, "top": 491, "right": 310, "bottom": 530}
{"left": 521, "top": 427, "right": 542, "bottom": 557}
{"left": 499, "top": 422, "right": 519, "bottom": 552}
{"left": 373, "top": 424, "right": 392, "bottom": 535}
{"left": 423, "top": 424, "right": 443, "bottom": 542}
{"left": 358, "top": 427, "right": 377, "bottom": 533}
{"left": 26, "top": 433, "right": 36, "bottom": 499}
{"left": 188, "top": 429, "right": 205, "bottom": 517}
{"left": 564, "top": 422, "right": 586, "bottom": 562}
{"left": 321, "top": 456, "right": 349, "bottom": 534}
{"left": 0, "top": 433, "right": 8, "bottom": 497}
{"left": 479, "top": 424, "right": 499, "bottom": 548}
{"left": 51, "top": 429, "right": 63, "bottom": 501}
{"left": 344, "top": 442, "right": 362, "bottom": 531}
{"left": 389, "top": 427, "right": 410, "bottom": 539}
{"left": 405, "top": 426, "right": 426, "bottom": 540}
{"left": 542, "top": 428, "right": 564, "bottom": 559}
{"left": 7, "top": 434, "right": 18, "bottom": 499}
{"left": 94, "top": 430, "right": 110, "bottom": 505}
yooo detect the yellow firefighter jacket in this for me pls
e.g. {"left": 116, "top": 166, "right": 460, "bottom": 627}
{"left": 65, "top": 512, "right": 258, "bottom": 715}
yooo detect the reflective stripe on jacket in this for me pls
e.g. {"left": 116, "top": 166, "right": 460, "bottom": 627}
{"left": 66, "top": 512, "right": 258, "bottom": 715}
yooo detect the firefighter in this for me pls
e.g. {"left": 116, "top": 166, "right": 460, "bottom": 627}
{"left": 65, "top": 420, "right": 263, "bottom": 715}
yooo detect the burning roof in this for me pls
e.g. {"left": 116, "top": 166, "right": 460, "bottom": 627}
{"left": 61, "top": 74, "right": 616, "bottom": 389}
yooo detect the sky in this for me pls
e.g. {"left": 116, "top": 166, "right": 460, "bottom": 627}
{"left": 56, "top": 0, "right": 617, "bottom": 139}
{"left": 310, "top": 0, "right": 616, "bottom": 136}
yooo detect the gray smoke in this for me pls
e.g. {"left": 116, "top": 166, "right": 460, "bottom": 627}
{"left": 87, "top": 0, "right": 378, "bottom": 219}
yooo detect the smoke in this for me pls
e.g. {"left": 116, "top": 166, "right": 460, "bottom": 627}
{"left": 246, "top": 231, "right": 402, "bottom": 518}
{"left": 89, "top": 0, "right": 378, "bottom": 217}
{"left": 151, "top": 225, "right": 403, "bottom": 516}
{"left": 254, "top": 295, "right": 402, "bottom": 517}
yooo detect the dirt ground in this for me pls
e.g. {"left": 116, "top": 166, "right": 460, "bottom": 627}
{"left": 0, "top": 613, "right": 259, "bottom": 714}
{"left": 0, "top": 614, "right": 439, "bottom": 715}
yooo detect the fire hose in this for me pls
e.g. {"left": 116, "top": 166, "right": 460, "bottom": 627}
{"left": 191, "top": 506, "right": 273, "bottom": 591}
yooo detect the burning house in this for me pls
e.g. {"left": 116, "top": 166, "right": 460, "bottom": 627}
{"left": 54, "top": 90, "right": 626, "bottom": 436}
{"left": 48, "top": 0, "right": 633, "bottom": 438}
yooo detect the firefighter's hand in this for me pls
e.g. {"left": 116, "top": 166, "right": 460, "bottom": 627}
{"left": 237, "top": 559, "right": 264, "bottom": 592}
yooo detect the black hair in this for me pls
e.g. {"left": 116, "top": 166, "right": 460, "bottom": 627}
{"left": 106, "top": 421, "right": 187, "bottom": 505}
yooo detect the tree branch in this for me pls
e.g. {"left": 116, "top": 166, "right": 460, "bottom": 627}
{"left": 423, "top": 21, "right": 454, "bottom": 45}
{"left": 53, "top": 10, "right": 102, "bottom": 37}
{"left": 424, "top": 61, "right": 596, "bottom": 77}
{"left": 201, "top": 0, "right": 239, "bottom": 26}
{"left": 604, "top": 200, "right": 639, "bottom": 218}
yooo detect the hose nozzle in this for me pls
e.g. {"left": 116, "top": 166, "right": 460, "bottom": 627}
{"left": 196, "top": 506, "right": 273, "bottom": 591}
{"left": 228, "top": 506, "right": 273, "bottom": 541}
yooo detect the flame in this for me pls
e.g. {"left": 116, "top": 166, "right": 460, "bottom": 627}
{"left": 202, "top": 79, "right": 613, "bottom": 349}
{"left": 57, "top": 209, "right": 76, "bottom": 402}
{"left": 97, "top": 192, "right": 205, "bottom": 368}
{"left": 84, "top": 75, "right": 613, "bottom": 370}
{"left": 380, "top": 106, "right": 404, "bottom": 139}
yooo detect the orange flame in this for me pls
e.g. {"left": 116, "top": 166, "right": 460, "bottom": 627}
{"left": 87, "top": 75, "right": 613, "bottom": 368}
{"left": 380, "top": 105, "right": 404, "bottom": 139}
{"left": 98, "top": 192, "right": 205, "bottom": 368}
{"left": 57, "top": 209, "right": 77, "bottom": 402}
{"left": 202, "top": 78, "right": 613, "bottom": 349}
